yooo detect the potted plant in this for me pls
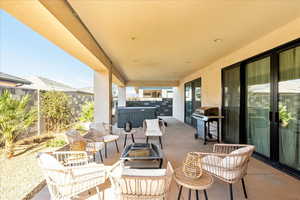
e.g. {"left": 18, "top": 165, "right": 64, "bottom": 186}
{"left": 279, "top": 102, "right": 294, "bottom": 127}
{"left": 0, "top": 90, "right": 37, "bottom": 158}
{"left": 78, "top": 101, "right": 94, "bottom": 130}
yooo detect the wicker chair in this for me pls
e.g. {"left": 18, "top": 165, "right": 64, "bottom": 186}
{"left": 37, "top": 151, "right": 107, "bottom": 200}
{"left": 89, "top": 122, "right": 120, "bottom": 158}
{"left": 197, "top": 144, "right": 255, "bottom": 200}
{"left": 65, "top": 130, "right": 104, "bottom": 162}
{"left": 108, "top": 161, "right": 174, "bottom": 200}
{"left": 143, "top": 119, "right": 166, "bottom": 149}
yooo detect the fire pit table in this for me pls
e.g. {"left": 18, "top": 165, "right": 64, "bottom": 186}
{"left": 120, "top": 143, "right": 164, "bottom": 169}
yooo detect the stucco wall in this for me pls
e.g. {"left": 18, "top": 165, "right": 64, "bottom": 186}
{"left": 173, "top": 17, "right": 300, "bottom": 122}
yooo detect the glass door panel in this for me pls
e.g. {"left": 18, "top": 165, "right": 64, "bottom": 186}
{"left": 279, "top": 46, "right": 300, "bottom": 171}
{"left": 185, "top": 82, "right": 193, "bottom": 125}
{"left": 192, "top": 78, "right": 201, "bottom": 127}
{"left": 246, "top": 57, "right": 271, "bottom": 157}
{"left": 222, "top": 66, "right": 240, "bottom": 143}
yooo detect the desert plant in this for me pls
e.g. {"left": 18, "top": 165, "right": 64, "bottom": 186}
{"left": 79, "top": 101, "right": 94, "bottom": 122}
{"left": 41, "top": 91, "right": 72, "bottom": 132}
{"left": 0, "top": 90, "right": 37, "bottom": 158}
{"left": 46, "top": 138, "right": 66, "bottom": 147}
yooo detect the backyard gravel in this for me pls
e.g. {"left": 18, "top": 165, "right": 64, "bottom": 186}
{"left": 0, "top": 146, "right": 59, "bottom": 200}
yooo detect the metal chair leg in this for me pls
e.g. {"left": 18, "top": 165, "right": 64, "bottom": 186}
{"left": 177, "top": 185, "right": 183, "bottom": 200}
{"left": 99, "top": 150, "right": 103, "bottom": 163}
{"left": 131, "top": 134, "right": 135, "bottom": 143}
{"left": 195, "top": 190, "right": 199, "bottom": 200}
{"left": 115, "top": 140, "right": 119, "bottom": 152}
{"left": 229, "top": 183, "right": 233, "bottom": 200}
{"left": 124, "top": 134, "right": 127, "bottom": 148}
{"left": 204, "top": 189, "right": 208, "bottom": 200}
{"left": 241, "top": 178, "right": 248, "bottom": 199}
{"left": 159, "top": 136, "right": 163, "bottom": 149}
{"left": 105, "top": 143, "right": 107, "bottom": 158}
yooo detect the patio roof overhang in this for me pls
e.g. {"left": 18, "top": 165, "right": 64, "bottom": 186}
{"left": 2, "top": 0, "right": 300, "bottom": 88}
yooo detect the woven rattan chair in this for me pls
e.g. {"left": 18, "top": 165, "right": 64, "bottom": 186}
{"left": 143, "top": 119, "right": 166, "bottom": 149}
{"left": 37, "top": 151, "right": 107, "bottom": 200}
{"left": 89, "top": 122, "right": 120, "bottom": 158}
{"left": 197, "top": 144, "right": 255, "bottom": 200}
{"left": 65, "top": 130, "right": 104, "bottom": 162}
{"left": 108, "top": 161, "right": 174, "bottom": 200}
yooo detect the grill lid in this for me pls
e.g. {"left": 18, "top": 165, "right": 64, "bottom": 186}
{"left": 194, "top": 106, "right": 219, "bottom": 116}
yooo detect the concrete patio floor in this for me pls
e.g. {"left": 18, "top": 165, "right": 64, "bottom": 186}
{"left": 33, "top": 118, "right": 300, "bottom": 200}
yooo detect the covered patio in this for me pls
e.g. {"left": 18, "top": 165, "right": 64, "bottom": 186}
{"left": 33, "top": 118, "right": 300, "bottom": 200}
{"left": 1, "top": 0, "right": 300, "bottom": 199}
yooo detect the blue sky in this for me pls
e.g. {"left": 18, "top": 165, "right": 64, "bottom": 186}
{"left": 0, "top": 10, "right": 93, "bottom": 89}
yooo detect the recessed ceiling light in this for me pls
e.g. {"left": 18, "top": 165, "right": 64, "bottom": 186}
{"left": 213, "top": 38, "right": 222, "bottom": 42}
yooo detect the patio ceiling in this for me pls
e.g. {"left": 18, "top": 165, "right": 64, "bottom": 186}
{"left": 68, "top": 0, "right": 300, "bottom": 84}
{"left": 2, "top": 0, "right": 300, "bottom": 86}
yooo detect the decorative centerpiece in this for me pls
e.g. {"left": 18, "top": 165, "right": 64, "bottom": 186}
{"left": 182, "top": 152, "right": 202, "bottom": 179}
{"left": 124, "top": 121, "right": 132, "bottom": 132}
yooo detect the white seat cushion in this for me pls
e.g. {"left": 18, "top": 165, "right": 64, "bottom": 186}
{"left": 39, "top": 154, "right": 67, "bottom": 184}
{"left": 85, "top": 142, "right": 104, "bottom": 151}
{"left": 120, "top": 168, "right": 167, "bottom": 196}
{"left": 202, "top": 164, "right": 241, "bottom": 180}
{"left": 122, "top": 168, "right": 166, "bottom": 177}
{"left": 221, "top": 147, "right": 251, "bottom": 168}
{"left": 103, "top": 134, "right": 119, "bottom": 142}
{"left": 72, "top": 163, "right": 106, "bottom": 178}
{"left": 146, "top": 119, "right": 160, "bottom": 131}
{"left": 145, "top": 130, "right": 163, "bottom": 136}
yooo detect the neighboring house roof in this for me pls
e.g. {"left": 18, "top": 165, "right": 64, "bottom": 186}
{"left": 79, "top": 87, "right": 94, "bottom": 94}
{"left": 22, "top": 76, "right": 76, "bottom": 91}
{"left": 0, "top": 72, "right": 31, "bottom": 86}
{"left": 21, "top": 76, "right": 93, "bottom": 94}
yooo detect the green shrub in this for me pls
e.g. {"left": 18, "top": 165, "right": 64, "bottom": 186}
{"left": 41, "top": 91, "right": 72, "bottom": 132}
{"left": 46, "top": 138, "right": 66, "bottom": 147}
{"left": 79, "top": 101, "right": 94, "bottom": 122}
{"left": 0, "top": 90, "right": 37, "bottom": 158}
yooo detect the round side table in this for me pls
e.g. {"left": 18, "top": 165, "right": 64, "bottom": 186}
{"left": 122, "top": 129, "right": 136, "bottom": 147}
{"left": 175, "top": 167, "right": 213, "bottom": 200}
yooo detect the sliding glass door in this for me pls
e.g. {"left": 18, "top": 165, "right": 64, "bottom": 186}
{"left": 184, "top": 78, "right": 201, "bottom": 127}
{"left": 246, "top": 57, "right": 271, "bottom": 157}
{"left": 278, "top": 46, "right": 300, "bottom": 171}
{"left": 222, "top": 65, "right": 240, "bottom": 144}
{"left": 185, "top": 82, "right": 193, "bottom": 125}
{"left": 222, "top": 40, "right": 300, "bottom": 176}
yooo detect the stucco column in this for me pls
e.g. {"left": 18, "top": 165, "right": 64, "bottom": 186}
{"left": 94, "top": 69, "right": 112, "bottom": 124}
{"left": 118, "top": 86, "right": 126, "bottom": 107}
{"left": 172, "top": 86, "right": 184, "bottom": 122}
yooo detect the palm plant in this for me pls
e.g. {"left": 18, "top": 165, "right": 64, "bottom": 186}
{"left": 0, "top": 90, "right": 37, "bottom": 158}
{"left": 79, "top": 101, "right": 94, "bottom": 122}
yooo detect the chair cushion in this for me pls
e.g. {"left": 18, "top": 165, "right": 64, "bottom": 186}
{"left": 145, "top": 130, "right": 163, "bottom": 136}
{"left": 103, "top": 135, "right": 119, "bottom": 142}
{"left": 72, "top": 163, "right": 106, "bottom": 178}
{"left": 201, "top": 155, "right": 223, "bottom": 165}
{"left": 202, "top": 164, "right": 241, "bottom": 180}
{"left": 39, "top": 154, "right": 67, "bottom": 184}
{"left": 120, "top": 168, "right": 167, "bottom": 196}
{"left": 89, "top": 122, "right": 107, "bottom": 137}
{"left": 122, "top": 168, "right": 166, "bottom": 177}
{"left": 85, "top": 142, "right": 104, "bottom": 152}
{"left": 221, "top": 147, "right": 252, "bottom": 168}
{"left": 146, "top": 119, "right": 160, "bottom": 131}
